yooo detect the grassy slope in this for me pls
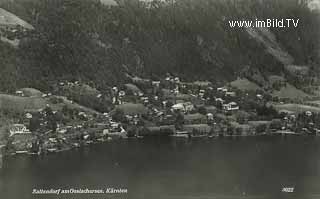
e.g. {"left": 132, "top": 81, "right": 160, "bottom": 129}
{"left": 0, "top": 94, "right": 99, "bottom": 114}
{"left": 0, "top": 7, "right": 34, "bottom": 29}
{"left": 51, "top": 96, "right": 100, "bottom": 114}
{"left": 0, "top": 94, "right": 46, "bottom": 112}
{"left": 271, "top": 83, "right": 309, "bottom": 100}
{"left": 230, "top": 78, "right": 261, "bottom": 91}
{"left": 273, "top": 103, "right": 320, "bottom": 113}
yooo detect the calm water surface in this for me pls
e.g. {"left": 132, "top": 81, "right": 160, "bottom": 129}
{"left": 1, "top": 137, "right": 320, "bottom": 199}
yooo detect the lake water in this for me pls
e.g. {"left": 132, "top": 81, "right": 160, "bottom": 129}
{"left": 1, "top": 137, "right": 320, "bottom": 199}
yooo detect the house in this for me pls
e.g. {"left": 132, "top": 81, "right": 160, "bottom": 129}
{"left": 199, "top": 89, "right": 205, "bottom": 98}
{"left": 162, "top": 100, "right": 168, "bottom": 108}
{"left": 306, "top": 111, "right": 312, "bottom": 117}
{"left": 140, "top": 96, "right": 149, "bottom": 104}
{"left": 171, "top": 102, "right": 195, "bottom": 113}
{"left": 104, "top": 126, "right": 127, "bottom": 139}
{"left": 217, "top": 87, "right": 228, "bottom": 92}
{"left": 15, "top": 90, "right": 24, "bottom": 97}
{"left": 184, "top": 102, "right": 195, "bottom": 113}
{"left": 256, "top": 94, "right": 263, "bottom": 99}
{"left": 110, "top": 122, "right": 121, "bottom": 130}
{"left": 215, "top": 98, "right": 225, "bottom": 103}
{"left": 151, "top": 81, "right": 161, "bottom": 87}
{"left": 112, "top": 96, "right": 117, "bottom": 104}
{"left": 119, "top": 90, "right": 126, "bottom": 97}
{"left": 172, "top": 103, "right": 184, "bottom": 111}
{"left": 170, "top": 130, "right": 189, "bottom": 138}
{"left": 174, "top": 77, "right": 180, "bottom": 83}
{"left": 173, "top": 87, "right": 179, "bottom": 95}
{"left": 207, "top": 113, "right": 214, "bottom": 121}
{"left": 217, "top": 87, "right": 224, "bottom": 91}
{"left": 225, "top": 91, "right": 236, "bottom": 97}
{"left": 112, "top": 86, "right": 118, "bottom": 93}
{"left": 25, "top": 112, "right": 33, "bottom": 119}
{"left": 9, "top": 124, "right": 31, "bottom": 137}
{"left": 78, "top": 112, "right": 88, "bottom": 119}
{"left": 138, "top": 91, "right": 144, "bottom": 97}
{"left": 223, "top": 102, "right": 239, "bottom": 112}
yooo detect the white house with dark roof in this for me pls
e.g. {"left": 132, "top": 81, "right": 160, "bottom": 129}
{"left": 9, "top": 124, "right": 31, "bottom": 137}
{"left": 223, "top": 102, "right": 239, "bottom": 112}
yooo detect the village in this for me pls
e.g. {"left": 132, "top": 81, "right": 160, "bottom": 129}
{"left": 1, "top": 1, "right": 320, "bottom": 163}
{"left": 2, "top": 72, "right": 320, "bottom": 163}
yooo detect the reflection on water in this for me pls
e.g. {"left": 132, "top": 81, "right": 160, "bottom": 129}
{"left": 1, "top": 137, "right": 320, "bottom": 199}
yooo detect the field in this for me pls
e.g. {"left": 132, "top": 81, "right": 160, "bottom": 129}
{"left": 115, "top": 103, "right": 148, "bottom": 115}
{"left": 0, "top": 8, "right": 34, "bottom": 29}
{"left": 307, "top": 100, "right": 320, "bottom": 106}
{"left": 50, "top": 96, "right": 99, "bottom": 114}
{"left": 230, "top": 78, "right": 261, "bottom": 91}
{"left": 0, "top": 94, "right": 99, "bottom": 114}
{"left": 0, "top": 94, "right": 46, "bottom": 113}
{"left": 272, "top": 83, "right": 309, "bottom": 100}
{"left": 273, "top": 103, "right": 320, "bottom": 113}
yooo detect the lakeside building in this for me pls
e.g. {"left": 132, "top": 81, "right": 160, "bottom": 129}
{"left": 9, "top": 124, "right": 31, "bottom": 137}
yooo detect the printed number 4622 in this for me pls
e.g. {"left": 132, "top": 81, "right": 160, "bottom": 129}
{"left": 282, "top": 187, "right": 294, "bottom": 193}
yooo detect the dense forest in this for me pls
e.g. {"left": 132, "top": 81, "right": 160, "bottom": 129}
{"left": 0, "top": 0, "right": 319, "bottom": 92}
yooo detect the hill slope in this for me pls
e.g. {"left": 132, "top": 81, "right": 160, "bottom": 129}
{"left": 0, "top": 7, "right": 34, "bottom": 29}
{"left": 0, "top": 0, "right": 318, "bottom": 92}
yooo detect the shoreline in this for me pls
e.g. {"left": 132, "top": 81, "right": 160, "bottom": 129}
{"left": 2, "top": 132, "right": 319, "bottom": 159}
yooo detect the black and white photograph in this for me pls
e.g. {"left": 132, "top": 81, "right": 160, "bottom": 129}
{"left": 0, "top": 0, "right": 320, "bottom": 198}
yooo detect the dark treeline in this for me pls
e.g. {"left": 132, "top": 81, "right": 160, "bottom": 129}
{"left": 0, "top": 0, "right": 319, "bottom": 92}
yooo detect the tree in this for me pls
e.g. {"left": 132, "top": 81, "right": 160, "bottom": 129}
{"left": 256, "top": 123, "right": 267, "bottom": 134}
{"left": 236, "top": 110, "right": 250, "bottom": 124}
{"left": 112, "top": 109, "right": 125, "bottom": 122}
{"left": 270, "top": 119, "right": 282, "bottom": 130}
{"left": 0, "top": 0, "right": 318, "bottom": 93}
{"left": 175, "top": 111, "right": 184, "bottom": 130}
{"left": 29, "top": 115, "right": 41, "bottom": 132}
{"left": 198, "top": 106, "right": 207, "bottom": 115}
